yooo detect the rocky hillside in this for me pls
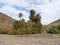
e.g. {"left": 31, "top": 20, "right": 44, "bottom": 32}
{"left": 45, "top": 19, "right": 60, "bottom": 32}
{"left": 49, "top": 19, "right": 60, "bottom": 26}
{"left": 0, "top": 13, "right": 16, "bottom": 30}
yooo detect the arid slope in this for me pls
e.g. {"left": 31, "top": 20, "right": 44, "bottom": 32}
{"left": 0, "top": 13, "right": 16, "bottom": 30}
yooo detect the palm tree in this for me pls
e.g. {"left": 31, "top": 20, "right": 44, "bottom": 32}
{"left": 19, "top": 13, "right": 23, "bottom": 20}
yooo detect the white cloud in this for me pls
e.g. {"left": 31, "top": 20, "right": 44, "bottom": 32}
{"left": 0, "top": 7, "right": 18, "bottom": 20}
{"left": 0, "top": 5, "right": 29, "bottom": 21}
{"left": 0, "top": 0, "right": 60, "bottom": 25}
{"left": 0, "top": 0, "right": 29, "bottom": 7}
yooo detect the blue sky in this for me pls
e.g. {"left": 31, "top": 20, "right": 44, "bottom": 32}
{"left": 0, "top": 0, "right": 60, "bottom": 25}
{"left": 0, "top": 3, "right": 4, "bottom": 8}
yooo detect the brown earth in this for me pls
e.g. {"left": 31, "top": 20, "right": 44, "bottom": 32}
{"left": 0, "top": 34, "right": 60, "bottom": 45}
{"left": 0, "top": 13, "right": 16, "bottom": 30}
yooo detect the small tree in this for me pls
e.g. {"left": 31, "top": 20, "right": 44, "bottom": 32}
{"left": 29, "top": 9, "right": 42, "bottom": 33}
{"left": 29, "top": 9, "right": 35, "bottom": 22}
{"left": 29, "top": 9, "right": 41, "bottom": 23}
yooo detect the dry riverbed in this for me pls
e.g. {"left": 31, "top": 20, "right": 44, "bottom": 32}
{"left": 0, "top": 34, "right": 60, "bottom": 45}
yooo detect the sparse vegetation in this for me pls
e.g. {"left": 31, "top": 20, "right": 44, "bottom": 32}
{"left": 9, "top": 9, "right": 42, "bottom": 35}
{"left": 0, "top": 28, "right": 8, "bottom": 34}
{"left": 0, "top": 9, "right": 60, "bottom": 35}
{"left": 48, "top": 25, "right": 60, "bottom": 34}
{"left": 8, "top": 30, "right": 19, "bottom": 35}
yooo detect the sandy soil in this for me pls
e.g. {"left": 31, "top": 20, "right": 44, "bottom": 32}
{"left": 0, "top": 34, "right": 60, "bottom": 45}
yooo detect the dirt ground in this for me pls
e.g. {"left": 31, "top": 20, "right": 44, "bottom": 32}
{"left": 0, "top": 34, "right": 60, "bottom": 45}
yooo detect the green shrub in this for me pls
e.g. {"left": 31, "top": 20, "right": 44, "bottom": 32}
{"left": 0, "top": 28, "right": 8, "bottom": 34}
{"left": 8, "top": 29, "right": 29, "bottom": 35}
{"left": 17, "top": 29, "right": 29, "bottom": 35}
{"left": 48, "top": 25, "right": 60, "bottom": 34}
{"left": 8, "top": 30, "right": 19, "bottom": 35}
{"left": 12, "top": 21, "right": 42, "bottom": 35}
{"left": 31, "top": 28, "right": 41, "bottom": 34}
